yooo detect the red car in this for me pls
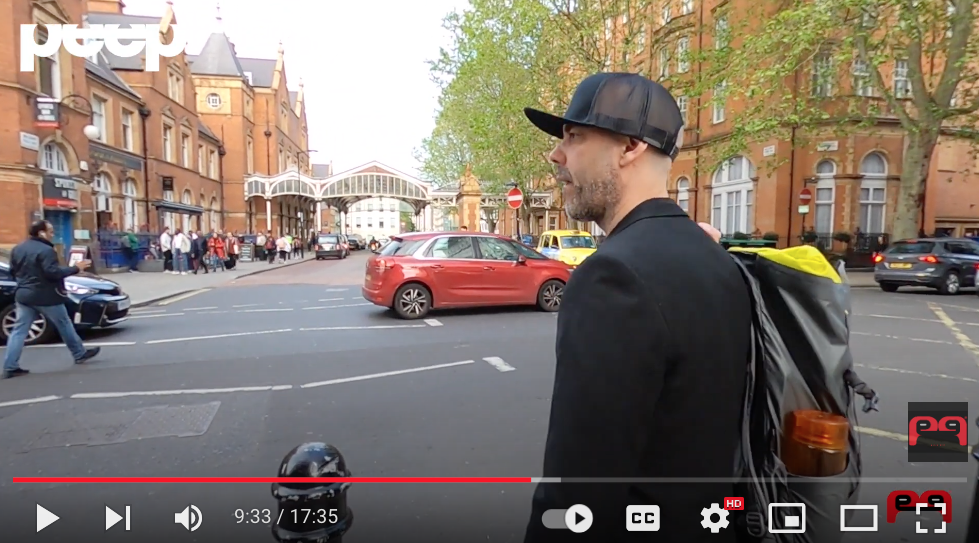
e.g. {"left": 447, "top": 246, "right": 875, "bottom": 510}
{"left": 362, "top": 232, "right": 572, "bottom": 319}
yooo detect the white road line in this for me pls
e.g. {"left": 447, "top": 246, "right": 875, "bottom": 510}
{"left": 855, "top": 313, "right": 979, "bottom": 326}
{"left": 936, "top": 302, "right": 979, "bottom": 313}
{"left": 184, "top": 306, "right": 218, "bottom": 311}
{"left": 145, "top": 328, "right": 292, "bottom": 345}
{"left": 317, "top": 298, "right": 345, "bottom": 302}
{"left": 71, "top": 385, "right": 294, "bottom": 399}
{"left": 324, "top": 288, "right": 348, "bottom": 292}
{"left": 299, "top": 324, "right": 427, "bottom": 331}
{"left": 0, "top": 395, "right": 62, "bottom": 409}
{"left": 130, "top": 313, "right": 185, "bottom": 319}
{"left": 928, "top": 302, "right": 979, "bottom": 367}
{"left": 300, "top": 303, "right": 372, "bottom": 311}
{"left": 129, "top": 309, "right": 166, "bottom": 314}
{"left": 241, "top": 308, "right": 294, "bottom": 313}
{"left": 482, "top": 356, "right": 515, "bottom": 372}
{"left": 854, "top": 363, "right": 978, "bottom": 383}
{"left": 157, "top": 289, "right": 210, "bottom": 306}
{"left": 850, "top": 331, "right": 954, "bottom": 345}
{"left": 1, "top": 341, "right": 137, "bottom": 349}
{"left": 198, "top": 310, "right": 229, "bottom": 314}
{"left": 424, "top": 319, "right": 443, "bottom": 327}
{"left": 855, "top": 426, "right": 973, "bottom": 453}
{"left": 300, "top": 360, "right": 475, "bottom": 389}
{"left": 232, "top": 303, "right": 263, "bottom": 308}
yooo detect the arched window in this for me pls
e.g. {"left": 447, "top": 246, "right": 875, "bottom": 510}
{"left": 181, "top": 189, "right": 193, "bottom": 232}
{"left": 93, "top": 172, "right": 112, "bottom": 229}
{"left": 814, "top": 160, "right": 836, "bottom": 234}
{"left": 859, "top": 152, "right": 887, "bottom": 232}
{"left": 209, "top": 197, "right": 219, "bottom": 231}
{"left": 123, "top": 179, "right": 138, "bottom": 231}
{"left": 710, "top": 156, "right": 755, "bottom": 235}
{"left": 41, "top": 142, "right": 68, "bottom": 173}
{"left": 676, "top": 177, "right": 690, "bottom": 213}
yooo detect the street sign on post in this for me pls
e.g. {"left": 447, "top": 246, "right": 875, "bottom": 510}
{"left": 799, "top": 188, "right": 812, "bottom": 204}
{"left": 507, "top": 187, "right": 523, "bottom": 210}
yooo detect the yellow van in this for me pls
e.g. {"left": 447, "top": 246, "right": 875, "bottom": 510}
{"left": 537, "top": 230, "right": 597, "bottom": 267}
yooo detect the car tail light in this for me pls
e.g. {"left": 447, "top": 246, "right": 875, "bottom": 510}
{"left": 873, "top": 253, "right": 884, "bottom": 263}
{"left": 373, "top": 258, "right": 394, "bottom": 270}
{"left": 315, "top": 245, "right": 321, "bottom": 250}
{"left": 918, "top": 255, "right": 939, "bottom": 263}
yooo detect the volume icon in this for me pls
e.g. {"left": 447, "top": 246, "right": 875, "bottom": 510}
{"left": 174, "top": 505, "right": 203, "bottom": 532}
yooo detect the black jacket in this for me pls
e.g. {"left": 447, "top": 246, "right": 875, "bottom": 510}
{"left": 524, "top": 199, "right": 752, "bottom": 543}
{"left": 9, "top": 237, "right": 80, "bottom": 307}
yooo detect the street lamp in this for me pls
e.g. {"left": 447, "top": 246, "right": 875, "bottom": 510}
{"left": 57, "top": 94, "right": 101, "bottom": 141}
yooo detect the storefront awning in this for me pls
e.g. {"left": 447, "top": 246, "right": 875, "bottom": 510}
{"left": 153, "top": 200, "right": 204, "bottom": 215}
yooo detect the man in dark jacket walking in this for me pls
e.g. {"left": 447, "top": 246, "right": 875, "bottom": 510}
{"left": 2, "top": 220, "right": 100, "bottom": 379}
{"left": 521, "top": 73, "right": 752, "bottom": 542}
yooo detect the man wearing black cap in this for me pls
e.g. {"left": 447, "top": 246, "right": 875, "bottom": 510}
{"left": 522, "top": 73, "right": 752, "bottom": 542}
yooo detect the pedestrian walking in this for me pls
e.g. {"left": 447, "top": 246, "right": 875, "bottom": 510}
{"left": 2, "top": 220, "right": 100, "bottom": 379}
{"left": 276, "top": 235, "right": 289, "bottom": 263}
{"left": 121, "top": 228, "right": 139, "bottom": 272}
{"left": 256, "top": 231, "right": 267, "bottom": 262}
{"left": 520, "top": 73, "right": 752, "bottom": 543}
{"left": 265, "top": 234, "right": 277, "bottom": 264}
{"left": 208, "top": 230, "right": 227, "bottom": 271}
{"left": 227, "top": 231, "right": 240, "bottom": 269}
{"left": 159, "top": 226, "right": 173, "bottom": 273}
{"left": 172, "top": 228, "right": 190, "bottom": 275}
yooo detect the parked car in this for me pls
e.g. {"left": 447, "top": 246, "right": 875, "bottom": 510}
{"left": 346, "top": 234, "right": 365, "bottom": 251}
{"left": 537, "top": 229, "right": 597, "bottom": 268}
{"left": 315, "top": 233, "right": 347, "bottom": 260}
{"left": 0, "top": 259, "right": 131, "bottom": 346}
{"left": 873, "top": 237, "right": 979, "bottom": 294}
{"left": 362, "top": 232, "right": 572, "bottom": 319}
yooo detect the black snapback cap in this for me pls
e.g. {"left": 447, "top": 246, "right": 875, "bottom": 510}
{"left": 524, "top": 72, "right": 684, "bottom": 160}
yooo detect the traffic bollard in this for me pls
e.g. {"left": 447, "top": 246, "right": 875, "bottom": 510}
{"left": 271, "top": 442, "right": 353, "bottom": 542}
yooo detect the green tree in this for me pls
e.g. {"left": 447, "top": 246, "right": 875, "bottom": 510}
{"left": 399, "top": 211, "right": 416, "bottom": 232}
{"left": 693, "top": 0, "right": 979, "bottom": 239}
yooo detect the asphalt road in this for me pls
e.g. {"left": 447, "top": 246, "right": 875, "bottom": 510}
{"left": 0, "top": 252, "right": 977, "bottom": 543}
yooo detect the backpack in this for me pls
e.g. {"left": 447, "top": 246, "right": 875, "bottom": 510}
{"left": 728, "top": 246, "right": 878, "bottom": 543}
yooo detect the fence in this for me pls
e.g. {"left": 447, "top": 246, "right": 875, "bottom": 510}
{"left": 95, "top": 230, "right": 159, "bottom": 270}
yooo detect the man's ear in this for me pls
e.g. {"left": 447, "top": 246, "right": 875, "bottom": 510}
{"left": 620, "top": 137, "right": 649, "bottom": 166}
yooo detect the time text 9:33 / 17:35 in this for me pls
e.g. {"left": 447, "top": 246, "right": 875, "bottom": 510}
{"left": 235, "top": 508, "right": 340, "bottom": 526}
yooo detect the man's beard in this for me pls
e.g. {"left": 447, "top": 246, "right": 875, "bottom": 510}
{"left": 563, "top": 168, "right": 620, "bottom": 224}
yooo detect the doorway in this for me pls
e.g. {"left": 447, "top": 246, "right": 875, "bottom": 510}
{"left": 44, "top": 210, "right": 73, "bottom": 261}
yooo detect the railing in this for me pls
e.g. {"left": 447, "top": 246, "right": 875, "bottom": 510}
{"left": 95, "top": 230, "right": 159, "bottom": 271}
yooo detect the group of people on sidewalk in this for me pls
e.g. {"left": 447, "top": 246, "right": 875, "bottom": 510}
{"left": 157, "top": 227, "right": 241, "bottom": 275}
{"left": 256, "top": 231, "right": 307, "bottom": 264}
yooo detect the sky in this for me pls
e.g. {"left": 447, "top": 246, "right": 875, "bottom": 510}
{"left": 121, "top": 0, "right": 470, "bottom": 178}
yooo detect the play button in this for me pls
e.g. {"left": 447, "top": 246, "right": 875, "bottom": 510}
{"left": 565, "top": 504, "right": 593, "bottom": 533}
{"left": 37, "top": 504, "right": 59, "bottom": 532}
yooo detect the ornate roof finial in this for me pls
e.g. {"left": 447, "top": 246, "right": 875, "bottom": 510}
{"left": 278, "top": 40, "right": 284, "bottom": 55}
{"left": 166, "top": 0, "right": 173, "bottom": 5}
{"left": 298, "top": 77, "right": 304, "bottom": 88}
{"left": 216, "top": 2, "right": 222, "bottom": 23}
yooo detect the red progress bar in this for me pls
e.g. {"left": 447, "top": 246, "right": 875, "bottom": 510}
{"left": 13, "top": 477, "right": 535, "bottom": 484}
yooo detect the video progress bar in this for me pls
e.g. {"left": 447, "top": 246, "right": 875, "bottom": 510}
{"left": 11, "top": 477, "right": 970, "bottom": 484}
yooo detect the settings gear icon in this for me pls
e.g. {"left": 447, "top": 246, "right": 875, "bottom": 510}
{"left": 701, "top": 503, "right": 730, "bottom": 533}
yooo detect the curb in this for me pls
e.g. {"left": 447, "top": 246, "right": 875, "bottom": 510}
{"left": 130, "top": 257, "right": 314, "bottom": 308}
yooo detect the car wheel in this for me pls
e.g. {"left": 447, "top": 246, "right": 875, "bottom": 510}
{"left": 393, "top": 283, "right": 431, "bottom": 320}
{"left": 537, "top": 280, "right": 564, "bottom": 312}
{"left": 939, "top": 271, "right": 960, "bottom": 295}
{"left": 879, "top": 282, "right": 899, "bottom": 293}
{"left": 0, "top": 304, "right": 53, "bottom": 346}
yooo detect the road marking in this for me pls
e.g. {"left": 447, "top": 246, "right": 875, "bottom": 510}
{"left": 855, "top": 426, "right": 973, "bottom": 453}
{"left": 424, "top": 319, "right": 443, "bottom": 327}
{"left": 936, "top": 302, "right": 979, "bottom": 313}
{"left": 2, "top": 341, "right": 137, "bottom": 349}
{"left": 482, "top": 356, "right": 515, "bottom": 372}
{"left": 232, "top": 303, "right": 263, "bottom": 308}
{"left": 300, "top": 303, "right": 372, "bottom": 311}
{"left": 198, "top": 310, "right": 229, "bottom": 314}
{"left": 70, "top": 384, "right": 294, "bottom": 399}
{"left": 130, "top": 309, "right": 166, "bottom": 314}
{"left": 928, "top": 302, "right": 979, "bottom": 367}
{"left": 0, "top": 395, "right": 62, "bottom": 409}
{"left": 299, "top": 324, "right": 427, "bottom": 331}
{"left": 855, "top": 313, "right": 979, "bottom": 326}
{"left": 184, "top": 306, "right": 218, "bottom": 311}
{"left": 850, "top": 331, "right": 955, "bottom": 345}
{"left": 242, "top": 308, "right": 293, "bottom": 313}
{"left": 300, "top": 360, "right": 475, "bottom": 389}
{"left": 325, "top": 288, "right": 348, "bottom": 292}
{"left": 318, "top": 298, "right": 344, "bottom": 302}
{"left": 157, "top": 289, "right": 210, "bottom": 306}
{"left": 130, "top": 312, "right": 185, "bottom": 319}
{"left": 854, "top": 363, "right": 978, "bottom": 383}
{"left": 145, "top": 328, "right": 293, "bottom": 344}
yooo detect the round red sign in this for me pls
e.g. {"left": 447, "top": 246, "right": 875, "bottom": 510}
{"left": 507, "top": 187, "right": 524, "bottom": 209}
{"left": 799, "top": 188, "right": 813, "bottom": 204}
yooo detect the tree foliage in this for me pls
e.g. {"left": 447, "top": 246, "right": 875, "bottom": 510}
{"left": 693, "top": 0, "right": 979, "bottom": 239}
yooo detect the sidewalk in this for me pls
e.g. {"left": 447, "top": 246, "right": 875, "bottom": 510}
{"left": 109, "top": 255, "right": 314, "bottom": 306}
{"left": 845, "top": 270, "right": 875, "bottom": 288}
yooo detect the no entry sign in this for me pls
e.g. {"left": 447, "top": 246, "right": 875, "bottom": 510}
{"left": 799, "top": 188, "right": 813, "bottom": 204}
{"left": 507, "top": 187, "right": 523, "bottom": 209}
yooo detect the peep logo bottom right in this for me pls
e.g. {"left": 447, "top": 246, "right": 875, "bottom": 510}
{"left": 907, "top": 402, "right": 969, "bottom": 462}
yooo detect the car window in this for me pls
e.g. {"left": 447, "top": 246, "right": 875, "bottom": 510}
{"left": 379, "top": 238, "right": 425, "bottom": 256}
{"left": 318, "top": 235, "right": 339, "bottom": 244}
{"left": 476, "top": 237, "right": 520, "bottom": 261}
{"left": 946, "top": 241, "right": 979, "bottom": 256}
{"left": 428, "top": 236, "right": 475, "bottom": 259}
{"left": 509, "top": 241, "right": 548, "bottom": 260}
{"left": 548, "top": 236, "right": 559, "bottom": 249}
{"left": 887, "top": 241, "right": 935, "bottom": 254}
{"left": 560, "top": 236, "right": 596, "bottom": 249}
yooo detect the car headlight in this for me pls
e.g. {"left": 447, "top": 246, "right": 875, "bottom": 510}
{"left": 64, "top": 283, "right": 95, "bottom": 295}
